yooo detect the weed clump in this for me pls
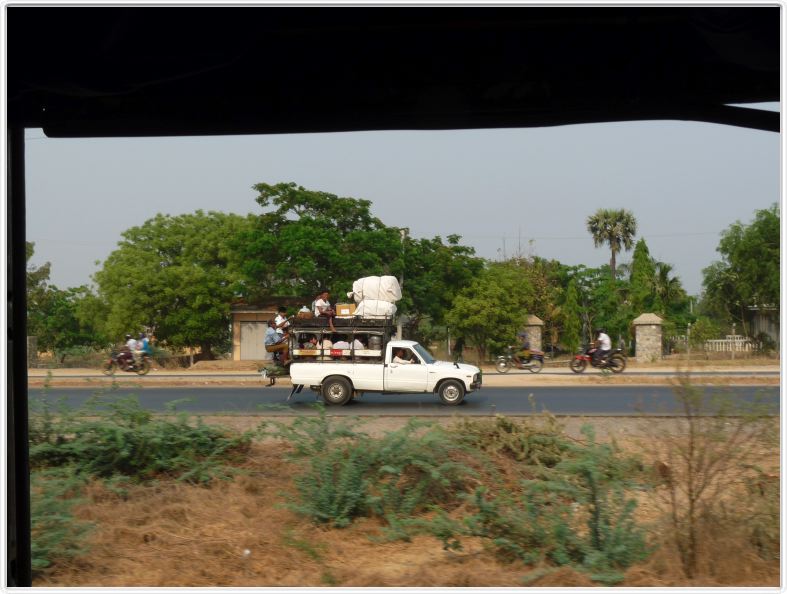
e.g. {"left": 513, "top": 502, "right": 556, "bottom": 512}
{"left": 425, "top": 422, "right": 649, "bottom": 585}
{"left": 261, "top": 407, "right": 476, "bottom": 529}
{"left": 30, "top": 396, "right": 252, "bottom": 484}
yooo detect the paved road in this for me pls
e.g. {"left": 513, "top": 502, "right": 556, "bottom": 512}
{"left": 29, "top": 385, "right": 779, "bottom": 416}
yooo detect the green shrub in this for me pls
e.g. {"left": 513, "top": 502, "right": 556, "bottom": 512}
{"left": 419, "top": 424, "right": 650, "bottom": 586}
{"left": 30, "top": 467, "right": 92, "bottom": 573}
{"left": 261, "top": 407, "right": 477, "bottom": 529}
{"left": 29, "top": 395, "right": 251, "bottom": 484}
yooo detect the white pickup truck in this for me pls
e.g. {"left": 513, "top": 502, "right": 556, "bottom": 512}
{"left": 288, "top": 337, "right": 482, "bottom": 406}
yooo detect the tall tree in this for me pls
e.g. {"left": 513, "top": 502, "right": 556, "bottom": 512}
{"left": 628, "top": 238, "right": 656, "bottom": 314}
{"left": 234, "top": 182, "right": 402, "bottom": 302}
{"left": 445, "top": 262, "right": 535, "bottom": 361}
{"left": 94, "top": 211, "right": 253, "bottom": 358}
{"left": 586, "top": 208, "right": 637, "bottom": 280}
{"left": 653, "top": 261, "right": 686, "bottom": 315}
{"left": 560, "top": 277, "right": 582, "bottom": 355}
{"left": 701, "top": 204, "right": 779, "bottom": 333}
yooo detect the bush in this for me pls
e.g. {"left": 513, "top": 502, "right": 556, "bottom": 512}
{"left": 30, "top": 467, "right": 92, "bottom": 573}
{"left": 261, "top": 407, "right": 478, "bottom": 529}
{"left": 30, "top": 395, "right": 252, "bottom": 484}
{"left": 421, "top": 424, "right": 650, "bottom": 585}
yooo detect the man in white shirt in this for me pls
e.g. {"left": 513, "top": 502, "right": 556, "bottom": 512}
{"left": 274, "top": 307, "right": 290, "bottom": 336}
{"left": 594, "top": 328, "right": 612, "bottom": 363}
{"left": 313, "top": 290, "right": 336, "bottom": 331}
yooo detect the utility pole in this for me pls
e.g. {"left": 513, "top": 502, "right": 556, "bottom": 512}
{"left": 397, "top": 227, "right": 408, "bottom": 339}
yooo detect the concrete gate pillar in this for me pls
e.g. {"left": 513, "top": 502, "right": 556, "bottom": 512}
{"left": 632, "top": 313, "right": 663, "bottom": 362}
{"left": 522, "top": 315, "right": 544, "bottom": 351}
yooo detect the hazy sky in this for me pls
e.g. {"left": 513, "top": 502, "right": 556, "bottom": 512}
{"left": 25, "top": 107, "right": 780, "bottom": 296}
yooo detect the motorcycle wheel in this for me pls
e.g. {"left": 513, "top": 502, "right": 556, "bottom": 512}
{"left": 570, "top": 358, "right": 587, "bottom": 373}
{"left": 495, "top": 358, "right": 511, "bottom": 374}
{"left": 102, "top": 360, "right": 116, "bottom": 375}
{"left": 528, "top": 358, "right": 544, "bottom": 373}
{"left": 607, "top": 354, "right": 626, "bottom": 373}
{"left": 135, "top": 358, "right": 151, "bottom": 375}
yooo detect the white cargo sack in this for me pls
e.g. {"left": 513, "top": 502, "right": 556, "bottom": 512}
{"left": 354, "top": 299, "right": 397, "bottom": 319}
{"left": 348, "top": 276, "right": 402, "bottom": 304}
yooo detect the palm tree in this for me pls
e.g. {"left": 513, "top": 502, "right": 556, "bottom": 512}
{"left": 654, "top": 261, "right": 685, "bottom": 312}
{"left": 586, "top": 208, "right": 637, "bottom": 280}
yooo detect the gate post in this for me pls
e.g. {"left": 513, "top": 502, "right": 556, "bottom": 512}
{"left": 632, "top": 313, "right": 663, "bottom": 362}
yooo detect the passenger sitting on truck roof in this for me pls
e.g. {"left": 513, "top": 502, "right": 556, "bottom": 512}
{"left": 313, "top": 290, "right": 337, "bottom": 331}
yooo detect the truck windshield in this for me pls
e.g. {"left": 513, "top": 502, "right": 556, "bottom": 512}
{"left": 413, "top": 343, "right": 435, "bottom": 364}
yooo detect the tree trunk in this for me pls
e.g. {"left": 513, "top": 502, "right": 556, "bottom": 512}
{"left": 610, "top": 251, "right": 617, "bottom": 280}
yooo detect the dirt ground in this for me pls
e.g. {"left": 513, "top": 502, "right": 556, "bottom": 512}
{"left": 33, "top": 414, "right": 780, "bottom": 588}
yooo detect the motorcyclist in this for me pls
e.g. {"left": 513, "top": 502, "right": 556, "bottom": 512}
{"left": 119, "top": 334, "right": 136, "bottom": 369}
{"left": 593, "top": 328, "right": 612, "bottom": 364}
{"left": 512, "top": 332, "right": 531, "bottom": 367}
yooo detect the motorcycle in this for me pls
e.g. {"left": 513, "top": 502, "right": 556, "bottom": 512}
{"left": 102, "top": 351, "right": 152, "bottom": 375}
{"left": 495, "top": 345, "right": 545, "bottom": 374}
{"left": 570, "top": 347, "right": 626, "bottom": 374}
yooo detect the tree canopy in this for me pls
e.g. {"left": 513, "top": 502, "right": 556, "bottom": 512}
{"left": 701, "top": 204, "right": 779, "bottom": 332}
{"left": 94, "top": 211, "right": 253, "bottom": 357}
{"left": 586, "top": 208, "right": 637, "bottom": 280}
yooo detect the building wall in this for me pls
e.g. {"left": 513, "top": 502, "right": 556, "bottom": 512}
{"left": 232, "top": 310, "right": 276, "bottom": 361}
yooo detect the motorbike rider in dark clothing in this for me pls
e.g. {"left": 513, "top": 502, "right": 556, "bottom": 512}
{"left": 512, "top": 332, "right": 531, "bottom": 367}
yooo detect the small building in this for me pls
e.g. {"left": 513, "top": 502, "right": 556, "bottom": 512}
{"left": 231, "top": 298, "right": 306, "bottom": 361}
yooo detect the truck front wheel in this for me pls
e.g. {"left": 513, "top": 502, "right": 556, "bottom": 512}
{"left": 322, "top": 376, "right": 353, "bottom": 406}
{"left": 437, "top": 379, "right": 465, "bottom": 405}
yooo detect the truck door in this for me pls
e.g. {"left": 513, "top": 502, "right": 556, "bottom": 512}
{"left": 384, "top": 346, "right": 428, "bottom": 392}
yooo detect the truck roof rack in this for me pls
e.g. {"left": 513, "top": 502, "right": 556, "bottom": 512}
{"left": 290, "top": 316, "right": 395, "bottom": 329}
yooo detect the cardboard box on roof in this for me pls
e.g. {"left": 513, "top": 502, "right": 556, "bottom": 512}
{"left": 335, "top": 303, "right": 357, "bottom": 317}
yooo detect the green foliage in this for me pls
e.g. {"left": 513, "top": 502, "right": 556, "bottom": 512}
{"left": 234, "top": 182, "right": 402, "bottom": 301}
{"left": 30, "top": 467, "right": 92, "bottom": 572}
{"left": 26, "top": 243, "right": 109, "bottom": 352}
{"left": 260, "top": 407, "right": 476, "bottom": 529}
{"left": 29, "top": 395, "right": 251, "bottom": 484}
{"left": 401, "top": 234, "right": 483, "bottom": 327}
{"left": 586, "top": 208, "right": 637, "bottom": 280}
{"left": 560, "top": 278, "right": 582, "bottom": 354}
{"left": 94, "top": 210, "right": 253, "bottom": 357}
{"left": 629, "top": 239, "right": 656, "bottom": 313}
{"left": 701, "top": 204, "right": 779, "bottom": 330}
{"left": 421, "top": 423, "right": 650, "bottom": 585}
{"left": 445, "top": 261, "right": 535, "bottom": 360}
{"left": 688, "top": 316, "right": 720, "bottom": 348}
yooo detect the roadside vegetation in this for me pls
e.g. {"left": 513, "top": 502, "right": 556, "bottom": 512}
{"left": 29, "top": 381, "right": 778, "bottom": 587}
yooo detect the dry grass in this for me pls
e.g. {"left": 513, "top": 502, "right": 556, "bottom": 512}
{"left": 32, "top": 417, "right": 780, "bottom": 588}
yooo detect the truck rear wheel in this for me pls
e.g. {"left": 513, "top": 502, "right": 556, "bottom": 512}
{"left": 322, "top": 376, "right": 353, "bottom": 406}
{"left": 437, "top": 379, "right": 465, "bottom": 405}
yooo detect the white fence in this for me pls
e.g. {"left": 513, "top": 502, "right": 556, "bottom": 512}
{"left": 703, "top": 335, "right": 753, "bottom": 353}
